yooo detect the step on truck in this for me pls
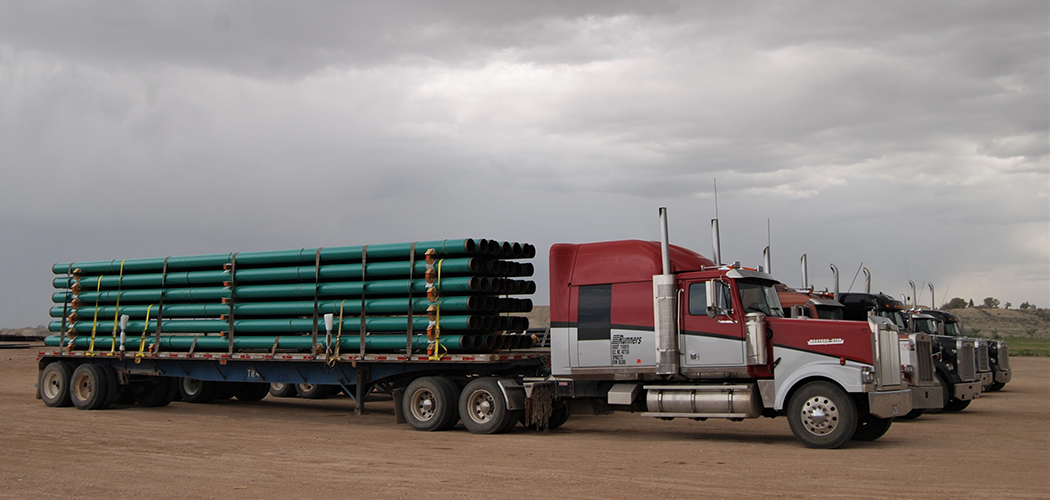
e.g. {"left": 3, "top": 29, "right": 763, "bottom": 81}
{"left": 36, "top": 209, "right": 910, "bottom": 449}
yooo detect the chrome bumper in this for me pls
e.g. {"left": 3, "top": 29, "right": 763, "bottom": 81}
{"left": 995, "top": 369, "right": 1012, "bottom": 384}
{"left": 910, "top": 384, "right": 944, "bottom": 410}
{"left": 953, "top": 381, "right": 981, "bottom": 401}
{"left": 868, "top": 389, "right": 912, "bottom": 419}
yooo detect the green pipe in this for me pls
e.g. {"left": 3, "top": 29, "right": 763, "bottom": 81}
{"left": 52, "top": 277, "right": 534, "bottom": 304}
{"left": 49, "top": 314, "right": 517, "bottom": 335}
{"left": 52, "top": 238, "right": 534, "bottom": 274}
{"left": 52, "top": 258, "right": 487, "bottom": 289}
{"left": 44, "top": 334, "right": 474, "bottom": 352}
{"left": 50, "top": 296, "right": 521, "bottom": 319}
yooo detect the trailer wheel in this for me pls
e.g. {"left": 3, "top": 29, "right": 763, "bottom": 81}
{"left": 851, "top": 414, "right": 893, "bottom": 441}
{"left": 403, "top": 377, "right": 459, "bottom": 431}
{"left": 787, "top": 381, "right": 857, "bottom": 449}
{"left": 98, "top": 365, "right": 121, "bottom": 409}
{"left": 40, "top": 362, "right": 73, "bottom": 407}
{"left": 214, "top": 382, "right": 236, "bottom": 400}
{"left": 459, "top": 378, "right": 515, "bottom": 435}
{"left": 268, "top": 383, "right": 298, "bottom": 397}
{"left": 234, "top": 383, "right": 270, "bottom": 402}
{"left": 944, "top": 397, "right": 971, "bottom": 412}
{"left": 70, "top": 364, "right": 110, "bottom": 410}
{"left": 179, "top": 378, "right": 216, "bottom": 403}
{"left": 133, "top": 378, "right": 177, "bottom": 407}
{"left": 435, "top": 378, "right": 462, "bottom": 431}
{"left": 296, "top": 383, "right": 329, "bottom": 399}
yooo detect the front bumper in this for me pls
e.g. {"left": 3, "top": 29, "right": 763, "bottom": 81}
{"left": 910, "top": 384, "right": 944, "bottom": 410}
{"left": 978, "top": 372, "right": 993, "bottom": 389}
{"left": 995, "top": 369, "right": 1012, "bottom": 384}
{"left": 953, "top": 381, "right": 981, "bottom": 401}
{"left": 868, "top": 389, "right": 912, "bottom": 419}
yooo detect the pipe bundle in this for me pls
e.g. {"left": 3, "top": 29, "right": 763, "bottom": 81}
{"left": 48, "top": 238, "right": 536, "bottom": 355}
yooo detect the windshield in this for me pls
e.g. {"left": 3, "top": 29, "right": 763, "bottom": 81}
{"left": 944, "top": 321, "right": 962, "bottom": 336}
{"left": 736, "top": 280, "right": 784, "bottom": 317}
{"left": 878, "top": 310, "right": 908, "bottom": 330}
{"left": 912, "top": 318, "right": 938, "bottom": 334}
{"left": 815, "top": 305, "right": 844, "bottom": 320}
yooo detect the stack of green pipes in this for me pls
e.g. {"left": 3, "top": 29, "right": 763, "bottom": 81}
{"left": 46, "top": 238, "right": 538, "bottom": 355}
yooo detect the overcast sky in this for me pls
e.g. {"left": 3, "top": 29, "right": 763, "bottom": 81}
{"left": 1, "top": 1, "right": 1047, "bottom": 327}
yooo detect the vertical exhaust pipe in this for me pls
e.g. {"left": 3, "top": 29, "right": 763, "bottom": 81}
{"left": 711, "top": 219, "right": 722, "bottom": 266}
{"left": 863, "top": 267, "right": 871, "bottom": 294}
{"left": 928, "top": 283, "right": 935, "bottom": 310}
{"left": 654, "top": 207, "right": 679, "bottom": 376}
{"left": 830, "top": 264, "right": 840, "bottom": 301}
{"left": 763, "top": 246, "right": 771, "bottom": 275}
{"left": 909, "top": 281, "right": 917, "bottom": 310}
{"left": 801, "top": 254, "right": 809, "bottom": 290}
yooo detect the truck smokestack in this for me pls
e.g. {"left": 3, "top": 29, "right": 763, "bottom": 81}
{"left": 763, "top": 246, "right": 771, "bottom": 275}
{"left": 863, "top": 267, "right": 871, "bottom": 294}
{"left": 830, "top": 264, "right": 840, "bottom": 301}
{"left": 801, "top": 254, "right": 809, "bottom": 290}
{"left": 909, "top": 281, "right": 917, "bottom": 310}
{"left": 928, "top": 283, "right": 935, "bottom": 310}
{"left": 659, "top": 207, "right": 671, "bottom": 275}
{"left": 711, "top": 219, "right": 722, "bottom": 266}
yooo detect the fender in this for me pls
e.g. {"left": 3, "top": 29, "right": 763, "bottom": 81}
{"left": 772, "top": 345, "right": 866, "bottom": 410}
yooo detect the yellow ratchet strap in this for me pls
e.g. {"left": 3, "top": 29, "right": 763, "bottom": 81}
{"left": 109, "top": 259, "right": 126, "bottom": 353}
{"left": 429, "top": 259, "right": 444, "bottom": 360}
{"left": 135, "top": 304, "right": 153, "bottom": 364}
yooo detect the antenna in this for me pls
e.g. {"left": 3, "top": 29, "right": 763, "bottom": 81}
{"left": 846, "top": 262, "right": 863, "bottom": 292}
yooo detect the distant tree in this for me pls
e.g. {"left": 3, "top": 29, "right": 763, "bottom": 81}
{"left": 968, "top": 299, "right": 975, "bottom": 307}
{"left": 1020, "top": 302, "right": 1032, "bottom": 310}
{"left": 982, "top": 297, "right": 1000, "bottom": 308}
{"left": 1004, "top": 302, "right": 1012, "bottom": 309}
{"left": 944, "top": 297, "right": 968, "bottom": 309}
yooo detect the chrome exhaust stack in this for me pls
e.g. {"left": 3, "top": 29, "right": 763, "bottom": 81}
{"left": 654, "top": 208, "right": 679, "bottom": 376}
{"left": 830, "top": 264, "right": 840, "bottom": 301}
{"left": 762, "top": 246, "right": 771, "bottom": 275}
{"left": 711, "top": 219, "right": 722, "bottom": 266}
{"left": 801, "top": 254, "right": 809, "bottom": 290}
{"left": 863, "top": 267, "right": 871, "bottom": 294}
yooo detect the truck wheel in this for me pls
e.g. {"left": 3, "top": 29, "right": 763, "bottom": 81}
{"left": 787, "top": 381, "right": 857, "bottom": 449}
{"left": 214, "top": 382, "right": 236, "bottom": 400}
{"left": 269, "top": 383, "right": 298, "bottom": 397}
{"left": 403, "top": 377, "right": 458, "bottom": 431}
{"left": 548, "top": 404, "right": 570, "bottom": 429}
{"left": 40, "top": 362, "right": 74, "bottom": 407}
{"left": 987, "top": 382, "right": 1005, "bottom": 392}
{"left": 234, "top": 383, "right": 270, "bottom": 402}
{"left": 70, "top": 364, "right": 110, "bottom": 410}
{"left": 851, "top": 414, "right": 893, "bottom": 441}
{"left": 944, "top": 397, "right": 971, "bottom": 412}
{"left": 133, "top": 378, "right": 177, "bottom": 407}
{"left": 296, "top": 383, "right": 329, "bottom": 399}
{"left": 98, "top": 365, "right": 121, "bottom": 409}
{"left": 898, "top": 409, "right": 924, "bottom": 420}
{"left": 459, "top": 378, "right": 515, "bottom": 435}
{"left": 435, "top": 378, "right": 462, "bottom": 431}
{"left": 179, "top": 377, "right": 216, "bottom": 403}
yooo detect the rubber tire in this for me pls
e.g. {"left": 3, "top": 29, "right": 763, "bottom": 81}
{"left": 786, "top": 381, "right": 858, "bottom": 449}
{"left": 987, "top": 382, "right": 1005, "bottom": 392}
{"left": 403, "top": 377, "right": 459, "bottom": 432}
{"left": 898, "top": 409, "right": 924, "bottom": 420}
{"left": 70, "top": 364, "right": 110, "bottom": 410}
{"left": 548, "top": 404, "right": 570, "bottom": 429}
{"left": 269, "top": 383, "right": 298, "bottom": 398}
{"left": 435, "top": 378, "right": 462, "bottom": 431}
{"left": 98, "top": 365, "right": 121, "bottom": 409}
{"left": 40, "top": 362, "right": 74, "bottom": 407}
{"left": 944, "top": 397, "right": 971, "bottom": 412}
{"left": 851, "top": 414, "right": 893, "bottom": 441}
{"left": 214, "top": 382, "right": 236, "bottom": 400}
{"left": 295, "top": 383, "right": 329, "bottom": 399}
{"left": 179, "top": 377, "right": 217, "bottom": 404}
{"left": 133, "top": 378, "right": 177, "bottom": 407}
{"left": 234, "top": 383, "right": 270, "bottom": 402}
{"left": 459, "top": 378, "right": 516, "bottom": 435}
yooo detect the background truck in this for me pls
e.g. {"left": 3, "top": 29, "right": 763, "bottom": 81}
{"left": 912, "top": 309, "right": 1010, "bottom": 392}
{"left": 37, "top": 209, "right": 910, "bottom": 449}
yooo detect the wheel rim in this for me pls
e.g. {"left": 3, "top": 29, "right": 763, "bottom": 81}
{"left": 299, "top": 384, "right": 315, "bottom": 392}
{"left": 409, "top": 388, "right": 437, "bottom": 422}
{"left": 183, "top": 378, "right": 202, "bottom": 396}
{"left": 466, "top": 389, "right": 495, "bottom": 424}
{"left": 43, "top": 370, "right": 63, "bottom": 400}
{"left": 73, "top": 372, "right": 93, "bottom": 402}
{"left": 800, "top": 394, "right": 840, "bottom": 436}
{"left": 272, "top": 383, "right": 287, "bottom": 391}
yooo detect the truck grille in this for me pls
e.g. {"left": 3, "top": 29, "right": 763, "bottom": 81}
{"left": 877, "top": 326, "right": 902, "bottom": 387}
{"left": 957, "top": 340, "right": 976, "bottom": 382}
{"left": 976, "top": 341, "right": 990, "bottom": 372}
{"left": 915, "top": 335, "right": 934, "bottom": 384}
{"left": 998, "top": 343, "right": 1010, "bottom": 370}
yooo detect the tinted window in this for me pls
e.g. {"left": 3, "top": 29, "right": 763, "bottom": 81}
{"left": 578, "top": 284, "right": 612, "bottom": 341}
{"left": 688, "top": 282, "right": 707, "bottom": 315}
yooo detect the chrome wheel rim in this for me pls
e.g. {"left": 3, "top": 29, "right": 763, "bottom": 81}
{"left": 409, "top": 388, "right": 437, "bottom": 422}
{"left": 466, "top": 390, "right": 495, "bottom": 424}
{"left": 800, "top": 394, "right": 839, "bottom": 436}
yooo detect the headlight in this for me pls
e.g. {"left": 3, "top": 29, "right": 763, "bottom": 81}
{"left": 946, "top": 362, "right": 954, "bottom": 372}
{"left": 861, "top": 366, "right": 875, "bottom": 384}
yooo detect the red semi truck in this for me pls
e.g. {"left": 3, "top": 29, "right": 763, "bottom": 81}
{"left": 37, "top": 209, "right": 911, "bottom": 449}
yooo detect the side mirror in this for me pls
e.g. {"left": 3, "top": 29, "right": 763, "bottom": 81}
{"left": 706, "top": 280, "right": 730, "bottom": 318}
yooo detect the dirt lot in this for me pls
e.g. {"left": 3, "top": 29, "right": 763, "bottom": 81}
{"left": 1, "top": 347, "right": 1047, "bottom": 499}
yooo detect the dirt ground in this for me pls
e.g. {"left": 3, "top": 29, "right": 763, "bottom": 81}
{"left": 1, "top": 346, "right": 1047, "bottom": 499}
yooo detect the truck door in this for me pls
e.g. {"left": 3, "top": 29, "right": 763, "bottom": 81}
{"left": 679, "top": 279, "right": 746, "bottom": 368}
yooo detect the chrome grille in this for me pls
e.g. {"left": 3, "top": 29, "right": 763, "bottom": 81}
{"left": 915, "top": 335, "right": 934, "bottom": 384}
{"left": 977, "top": 341, "right": 990, "bottom": 372}
{"left": 877, "top": 325, "right": 902, "bottom": 387}
{"left": 998, "top": 343, "right": 1011, "bottom": 370}
{"left": 957, "top": 340, "right": 976, "bottom": 382}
